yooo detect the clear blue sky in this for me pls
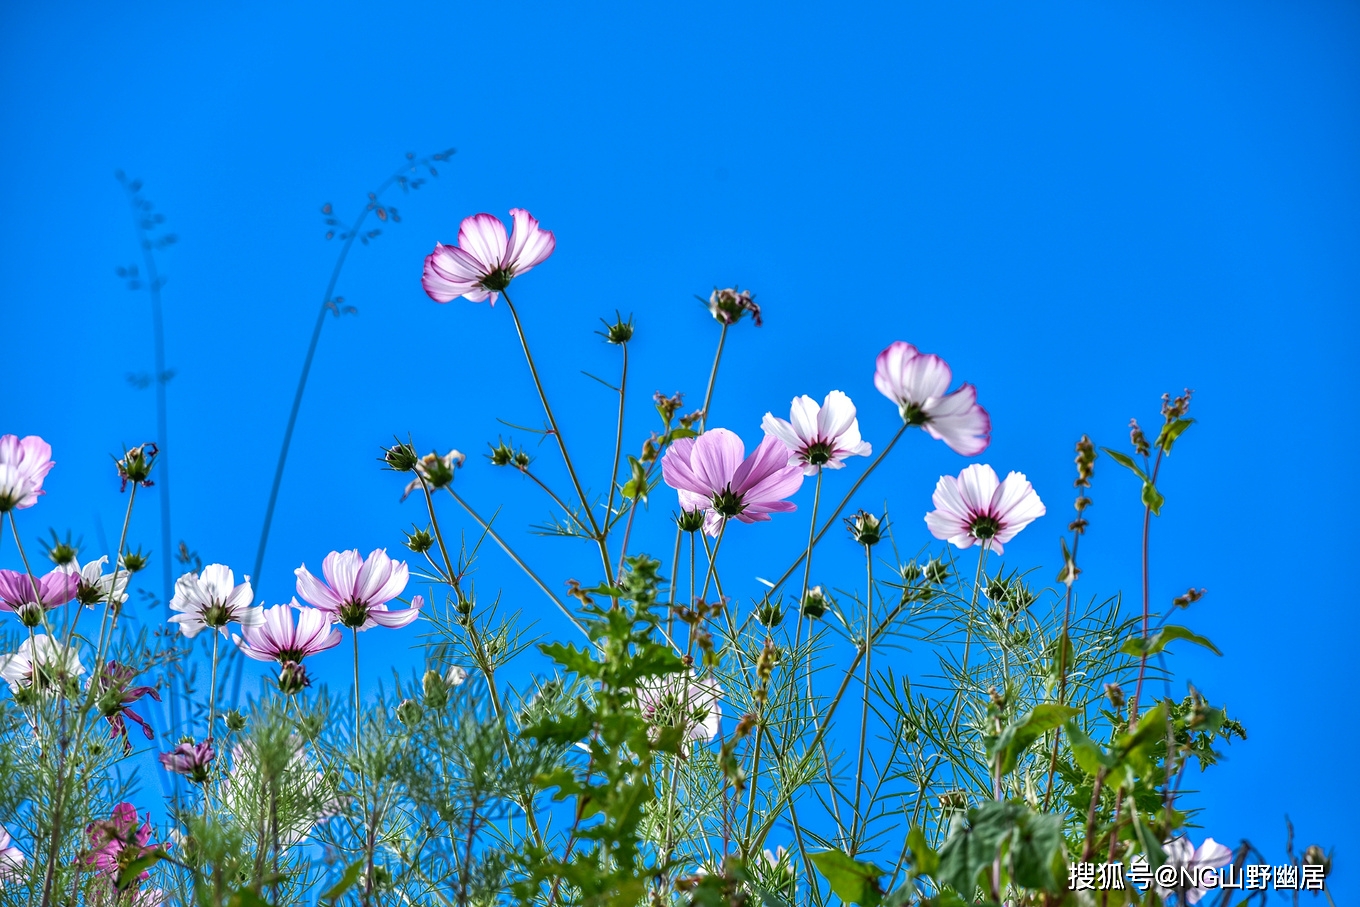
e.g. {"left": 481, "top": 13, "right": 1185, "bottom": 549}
{"left": 3, "top": 0, "right": 1357, "bottom": 894}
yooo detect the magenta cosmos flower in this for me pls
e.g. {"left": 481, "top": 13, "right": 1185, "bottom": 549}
{"left": 84, "top": 803, "right": 161, "bottom": 881}
{"left": 235, "top": 604, "right": 342, "bottom": 665}
{"left": 421, "top": 209, "right": 555, "bottom": 305}
{"left": 873, "top": 342, "right": 990, "bottom": 456}
{"left": 91, "top": 661, "right": 161, "bottom": 749}
{"left": 159, "top": 739, "right": 215, "bottom": 783}
{"left": 0, "top": 568, "right": 77, "bottom": 627}
{"left": 637, "top": 669, "right": 723, "bottom": 753}
{"left": 0, "top": 434, "right": 55, "bottom": 512}
{"left": 294, "top": 548, "right": 422, "bottom": 630}
{"left": 761, "top": 390, "right": 872, "bottom": 476}
{"left": 925, "top": 464, "right": 1045, "bottom": 555}
{"left": 661, "top": 429, "right": 804, "bottom": 537}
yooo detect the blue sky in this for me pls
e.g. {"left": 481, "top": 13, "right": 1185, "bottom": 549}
{"left": 2, "top": 0, "right": 1357, "bottom": 894}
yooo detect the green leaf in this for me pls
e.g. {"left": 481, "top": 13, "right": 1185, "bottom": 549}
{"left": 810, "top": 850, "right": 886, "bottom": 906}
{"left": 667, "top": 427, "right": 698, "bottom": 441}
{"left": 227, "top": 891, "right": 273, "bottom": 907}
{"left": 1009, "top": 810, "right": 1067, "bottom": 893}
{"left": 1141, "top": 481, "right": 1165, "bottom": 516}
{"left": 1120, "top": 625, "right": 1221, "bottom": 658}
{"left": 115, "top": 849, "right": 165, "bottom": 891}
{"left": 539, "top": 642, "right": 599, "bottom": 678}
{"left": 1156, "top": 418, "right": 1194, "bottom": 454}
{"left": 1064, "top": 720, "right": 1112, "bottom": 775}
{"left": 907, "top": 825, "right": 940, "bottom": 878}
{"left": 990, "top": 704, "right": 1080, "bottom": 777}
{"left": 319, "top": 859, "right": 365, "bottom": 905}
{"left": 621, "top": 456, "right": 649, "bottom": 502}
{"left": 1100, "top": 447, "right": 1146, "bottom": 481}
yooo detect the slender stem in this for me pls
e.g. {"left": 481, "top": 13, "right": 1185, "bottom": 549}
{"left": 208, "top": 632, "right": 220, "bottom": 738}
{"left": 1043, "top": 534, "right": 1080, "bottom": 812}
{"left": 949, "top": 545, "right": 990, "bottom": 733}
{"left": 1128, "top": 450, "right": 1165, "bottom": 724}
{"left": 700, "top": 323, "right": 729, "bottom": 431}
{"left": 741, "top": 722, "right": 766, "bottom": 848}
{"left": 520, "top": 468, "right": 594, "bottom": 539}
{"left": 849, "top": 545, "right": 874, "bottom": 852}
{"left": 757, "top": 426, "right": 907, "bottom": 611}
{"left": 500, "top": 291, "right": 611, "bottom": 579}
{"left": 792, "top": 469, "right": 823, "bottom": 665}
{"left": 443, "top": 487, "right": 589, "bottom": 641}
{"left": 604, "top": 342, "right": 628, "bottom": 529}
{"left": 353, "top": 631, "right": 376, "bottom": 906}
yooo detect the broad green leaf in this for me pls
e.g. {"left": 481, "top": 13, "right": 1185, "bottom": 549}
{"left": 1064, "top": 720, "right": 1112, "bottom": 775}
{"left": 319, "top": 860, "right": 365, "bottom": 905}
{"left": 907, "top": 825, "right": 940, "bottom": 878}
{"left": 1120, "top": 625, "right": 1221, "bottom": 658}
{"left": 1156, "top": 417, "right": 1194, "bottom": 454}
{"left": 1141, "top": 481, "right": 1165, "bottom": 516}
{"left": 539, "top": 642, "right": 599, "bottom": 678}
{"left": 622, "top": 456, "right": 649, "bottom": 502}
{"left": 227, "top": 891, "right": 272, "bottom": 907}
{"left": 991, "top": 704, "right": 1080, "bottom": 777}
{"left": 810, "top": 850, "right": 886, "bottom": 906}
{"left": 667, "top": 427, "right": 699, "bottom": 441}
{"left": 1009, "top": 810, "right": 1066, "bottom": 893}
{"left": 115, "top": 850, "right": 165, "bottom": 891}
{"left": 1100, "top": 447, "right": 1146, "bottom": 481}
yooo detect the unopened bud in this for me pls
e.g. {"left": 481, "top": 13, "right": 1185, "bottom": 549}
{"left": 404, "top": 526, "right": 434, "bottom": 554}
{"left": 121, "top": 549, "right": 150, "bottom": 574}
{"left": 756, "top": 601, "right": 783, "bottom": 629}
{"left": 676, "top": 509, "right": 705, "bottom": 534}
{"left": 924, "top": 557, "right": 951, "bottom": 586}
{"left": 115, "top": 443, "right": 158, "bottom": 492}
{"left": 601, "top": 315, "right": 634, "bottom": 344}
{"left": 801, "top": 586, "right": 828, "bottom": 620}
{"left": 396, "top": 698, "right": 424, "bottom": 726}
{"left": 222, "top": 710, "right": 247, "bottom": 732}
{"left": 277, "top": 660, "right": 311, "bottom": 695}
{"left": 846, "top": 510, "right": 883, "bottom": 547}
{"left": 383, "top": 441, "right": 419, "bottom": 472}
{"left": 705, "top": 287, "right": 763, "bottom": 327}
{"left": 1104, "top": 683, "right": 1125, "bottom": 709}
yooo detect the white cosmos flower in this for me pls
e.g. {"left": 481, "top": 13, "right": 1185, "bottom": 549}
{"left": 0, "top": 635, "right": 86, "bottom": 693}
{"left": 924, "top": 464, "right": 1045, "bottom": 555}
{"left": 761, "top": 390, "right": 872, "bottom": 476}
{"left": 168, "top": 565, "right": 263, "bottom": 638}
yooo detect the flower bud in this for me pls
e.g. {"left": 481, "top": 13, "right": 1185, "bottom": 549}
{"left": 1304, "top": 845, "right": 1331, "bottom": 876}
{"left": 676, "top": 509, "right": 705, "bottom": 534}
{"left": 601, "top": 314, "right": 634, "bottom": 344}
{"left": 1104, "top": 682, "right": 1125, "bottom": 709}
{"left": 422, "top": 668, "right": 449, "bottom": 708}
{"left": 396, "top": 698, "right": 424, "bottom": 726}
{"left": 277, "top": 660, "right": 311, "bottom": 695}
{"left": 383, "top": 441, "right": 419, "bottom": 473}
{"left": 445, "top": 665, "right": 468, "bottom": 687}
{"left": 404, "top": 526, "right": 435, "bottom": 554}
{"left": 222, "top": 710, "right": 247, "bottom": 732}
{"left": 985, "top": 577, "right": 1009, "bottom": 602}
{"left": 756, "top": 601, "right": 783, "bottom": 629}
{"left": 801, "top": 586, "right": 828, "bottom": 620}
{"left": 42, "top": 532, "right": 80, "bottom": 567}
{"left": 846, "top": 510, "right": 883, "bottom": 547}
{"left": 705, "top": 287, "right": 763, "bottom": 327}
{"left": 900, "top": 561, "right": 923, "bottom": 583}
{"left": 924, "top": 557, "right": 951, "bottom": 586}
{"left": 115, "top": 443, "right": 158, "bottom": 491}
{"left": 121, "top": 549, "right": 150, "bottom": 574}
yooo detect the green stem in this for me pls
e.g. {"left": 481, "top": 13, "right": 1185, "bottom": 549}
{"left": 700, "top": 322, "right": 729, "bottom": 432}
{"left": 849, "top": 545, "right": 874, "bottom": 852}
{"left": 353, "top": 630, "right": 375, "bottom": 906}
{"left": 604, "top": 341, "right": 628, "bottom": 529}
{"left": 792, "top": 469, "right": 823, "bottom": 666}
{"left": 501, "top": 290, "right": 611, "bottom": 579}
{"left": 208, "top": 632, "right": 220, "bottom": 738}
{"left": 949, "top": 545, "right": 991, "bottom": 733}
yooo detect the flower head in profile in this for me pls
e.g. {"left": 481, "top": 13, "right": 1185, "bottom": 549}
{"left": 636, "top": 669, "right": 723, "bottom": 752}
{"left": 294, "top": 548, "right": 422, "bottom": 630}
{"left": 169, "top": 565, "right": 263, "bottom": 638}
{"left": 873, "top": 342, "right": 990, "bottom": 456}
{"left": 159, "top": 739, "right": 215, "bottom": 783}
{"left": 1155, "top": 837, "right": 1233, "bottom": 905}
{"left": 925, "top": 464, "right": 1045, "bottom": 555}
{"left": 705, "top": 287, "right": 762, "bottom": 327}
{"left": 234, "top": 604, "right": 343, "bottom": 673}
{"left": 84, "top": 803, "right": 162, "bottom": 881}
{"left": 661, "top": 429, "right": 804, "bottom": 537}
{"left": 400, "top": 449, "right": 466, "bottom": 501}
{"left": 422, "top": 208, "right": 555, "bottom": 305}
{"left": 91, "top": 661, "right": 161, "bottom": 749}
{"left": 0, "top": 434, "right": 55, "bottom": 512}
{"left": 0, "top": 568, "right": 78, "bottom": 627}
{"left": 63, "top": 556, "right": 130, "bottom": 608}
{"left": 761, "top": 391, "right": 871, "bottom": 476}
{"left": 0, "top": 825, "right": 24, "bottom": 883}
{"left": 0, "top": 634, "right": 85, "bottom": 697}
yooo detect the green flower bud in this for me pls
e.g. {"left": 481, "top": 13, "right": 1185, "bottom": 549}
{"left": 676, "top": 509, "right": 706, "bottom": 534}
{"left": 801, "top": 586, "right": 829, "bottom": 620}
{"left": 383, "top": 441, "right": 419, "bottom": 472}
{"left": 846, "top": 510, "right": 884, "bottom": 547}
{"left": 404, "top": 526, "right": 434, "bottom": 554}
{"left": 396, "top": 698, "right": 424, "bottom": 726}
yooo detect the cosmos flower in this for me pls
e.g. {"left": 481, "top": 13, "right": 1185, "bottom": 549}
{"left": 91, "top": 661, "right": 161, "bottom": 748}
{"left": 168, "top": 565, "right": 264, "bottom": 639}
{"left": 0, "top": 825, "right": 24, "bottom": 883}
{"left": 400, "top": 449, "right": 465, "bottom": 502}
{"left": 0, "top": 568, "right": 78, "bottom": 626}
{"left": 233, "top": 604, "right": 343, "bottom": 665}
{"left": 661, "top": 429, "right": 804, "bottom": 537}
{"left": 63, "top": 556, "right": 130, "bottom": 608}
{"left": 761, "top": 391, "right": 872, "bottom": 476}
{"left": 159, "top": 739, "right": 215, "bottom": 783}
{"left": 873, "top": 342, "right": 990, "bottom": 456}
{"left": 924, "top": 464, "right": 1045, "bottom": 555}
{"left": 0, "top": 434, "right": 55, "bottom": 512}
{"left": 636, "top": 669, "right": 723, "bottom": 750}
{"left": 294, "top": 548, "right": 422, "bottom": 630}
{"left": 422, "top": 209, "right": 555, "bottom": 305}
{"left": 1156, "top": 837, "right": 1233, "bottom": 905}
{"left": 0, "top": 634, "right": 85, "bottom": 695}
{"left": 83, "top": 803, "right": 161, "bottom": 879}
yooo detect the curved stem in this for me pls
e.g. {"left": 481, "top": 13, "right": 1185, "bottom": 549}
{"left": 501, "top": 291, "right": 611, "bottom": 580}
{"left": 700, "top": 323, "right": 729, "bottom": 431}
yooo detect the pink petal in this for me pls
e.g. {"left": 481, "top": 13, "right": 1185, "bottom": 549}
{"left": 816, "top": 390, "right": 857, "bottom": 441}
{"left": 456, "top": 213, "right": 509, "bottom": 273}
{"left": 923, "top": 384, "right": 991, "bottom": 456}
{"left": 294, "top": 564, "right": 344, "bottom": 612}
{"left": 321, "top": 550, "right": 362, "bottom": 601}
{"left": 355, "top": 549, "right": 408, "bottom": 606}
{"left": 955, "top": 464, "right": 1000, "bottom": 514}
{"left": 690, "top": 429, "right": 744, "bottom": 494}
{"left": 787, "top": 396, "right": 819, "bottom": 443}
{"left": 661, "top": 437, "right": 708, "bottom": 496}
{"left": 504, "top": 208, "right": 556, "bottom": 274}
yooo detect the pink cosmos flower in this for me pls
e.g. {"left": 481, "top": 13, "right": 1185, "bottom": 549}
{"left": 0, "top": 568, "right": 78, "bottom": 626}
{"left": 234, "top": 604, "right": 343, "bottom": 665}
{"left": 91, "top": 661, "right": 161, "bottom": 749}
{"left": 168, "top": 565, "right": 264, "bottom": 639}
{"left": 761, "top": 390, "right": 872, "bottom": 476}
{"left": 159, "top": 739, "right": 215, "bottom": 783}
{"left": 84, "top": 803, "right": 162, "bottom": 886}
{"left": 873, "top": 342, "right": 991, "bottom": 456}
{"left": 637, "top": 670, "right": 723, "bottom": 751}
{"left": 661, "top": 429, "right": 804, "bottom": 537}
{"left": 0, "top": 434, "right": 55, "bottom": 512}
{"left": 422, "top": 209, "right": 555, "bottom": 305}
{"left": 294, "top": 548, "right": 422, "bottom": 630}
{"left": 924, "top": 464, "right": 1045, "bottom": 555}
{"left": 1156, "top": 837, "right": 1233, "bottom": 904}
